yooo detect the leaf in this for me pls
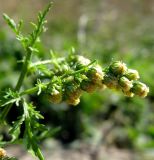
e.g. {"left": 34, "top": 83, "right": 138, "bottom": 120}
{"left": 23, "top": 101, "right": 45, "bottom": 160}
{"left": 1, "top": 97, "right": 21, "bottom": 107}
{"left": 3, "top": 14, "right": 17, "bottom": 32}
{"left": 28, "top": 47, "right": 39, "bottom": 53}
{"left": 9, "top": 115, "right": 25, "bottom": 141}
{"left": 36, "top": 79, "right": 45, "bottom": 95}
{"left": 38, "top": 126, "right": 61, "bottom": 141}
{"left": 0, "top": 89, "right": 21, "bottom": 107}
{"left": 30, "top": 22, "right": 37, "bottom": 30}
{"left": 28, "top": 2, "right": 52, "bottom": 46}
{"left": 17, "top": 20, "right": 23, "bottom": 33}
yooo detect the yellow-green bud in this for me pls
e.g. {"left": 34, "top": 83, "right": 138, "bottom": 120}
{"left": 103, "top": 74, "right": 118, "bottom": 89}
{"left": 0, "top": 148, "right": 6, "bottom": 158}
{"left": 118, "top": 76, "right": 133, "bottom": 92}
{"left": 81, "top": 80, "right": 98, "bottom": 93}
{"left": 68, "top": 88, "right": 82, "bottom": 100}
{"left": 109, "top": 61, "right": 127, "bottom": 76}
{"left": 132, "top": 82, "right": 149, "bottom": 98}
{"left": 66, "top": 98, "right": 80, "bottom": 106}
{"left": 87, "top": 65, "right": 104, "bottom": 84}
{"left": 125, "top": 69, "right": 140, "bottom": 80}
{"left": 64, "top": 82, "right": 83, "bottom": 106}
{"left": 49, "top": 89, "right": 62, "bottom": 104}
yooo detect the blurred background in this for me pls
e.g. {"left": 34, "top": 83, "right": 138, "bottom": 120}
{"left": 0, "top": 0, "right": 154, "bottom": 159}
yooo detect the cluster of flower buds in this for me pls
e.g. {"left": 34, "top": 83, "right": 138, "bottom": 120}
{"left": 0, "top": 148, "right": 6, "bottom": 158}
{"left": 46, "top": 56, "right": 149, "bottom": 106}
{"left": 103, "top": 61, "right": 149, "bottom": 98}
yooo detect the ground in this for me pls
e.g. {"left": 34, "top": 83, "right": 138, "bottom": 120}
{"left": 6, "top": 139, "right": 154, "bottom": 160}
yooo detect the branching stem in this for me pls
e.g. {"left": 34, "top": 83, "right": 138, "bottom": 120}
{"left": 0, "top": 3, "right": 52, "bottom": 124}
{"left": 0, "top": 48, "right": 32, "bottom": 122}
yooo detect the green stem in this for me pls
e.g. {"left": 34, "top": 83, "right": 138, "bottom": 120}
{"left": 0, "top": 3, "right": 52, "bottom": 122}
{"left": 19, "top": 60, "right": 97, "bottom": 97}
{"left": 20, "top": 83, "right": 48, "bottom": 96}
{"left": 0, "top": 48, "right": 32, "bottom": 122}
{"left": 0, "top": 58, "right": 97, "bottom": 121}
{"left": 36, "top": 148, "right": 44, "bottom": 160}
{"left": 15, "top": 48, "right": 32, "bottom": 91}
{"left": 20, "top": 86, "right": 39, "bottom": 96}
{"left": 29, "top": 58, "right": 64, "bottom": 68}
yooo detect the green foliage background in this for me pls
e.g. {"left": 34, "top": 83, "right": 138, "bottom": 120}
{"left": 0, "top": 0, "right": 154, "bottom": 150}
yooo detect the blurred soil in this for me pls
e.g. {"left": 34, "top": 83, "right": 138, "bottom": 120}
{"left": 6, "top": 140, "right": 154, "bottom": 160}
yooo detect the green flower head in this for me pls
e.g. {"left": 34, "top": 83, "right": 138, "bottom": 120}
{"left": 131, "top": 82, "right": 149, "bottom": 98}
{"left": 125, "top": 69, "right": 140, "bottom": 80}
{"left": 118, "top": 76, "right": 133, "bottom": 92}
{"left": 109, "top": 61, "right": 127, "bottom": 76}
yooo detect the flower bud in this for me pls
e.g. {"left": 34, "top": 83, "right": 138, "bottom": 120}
{"left": 87, "top": 65, "right": 104, "bottom": 84}
{"left": 64, "top": 82, "right": 83, "bottom": 101}
{"left": 65, "top": 87, "right": 82, "bottom": 106}
{"left": 66, "top": 98, "right": 80, "bottom": 106}
{"left": 80, "top": 80, "right": 98, "bottom": 93}
{"left": 0, "top": 148, "right": 6, "bottom": 158}
{"left": 109, "top": 61, "right": 127, "bottom": 76}
{"left": 75, "top": 56, "right": 91, "bottom": 69}
{"left": 103, "top": 74, "right": 118, "bottom": 89}
{"left": 125, "top": 69, "right": 140, "bottom": 80}
{"left": 49, "top": 89, "right": 62, "bottom": 104}
{"left": 131, "top": 82, "right": 149, "bottom": 98}
{"left": 69, "top": 88, "right": 82, "bottom": 100}
{"left": 118, "top": 76, "right": 133, "bottom": 92}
